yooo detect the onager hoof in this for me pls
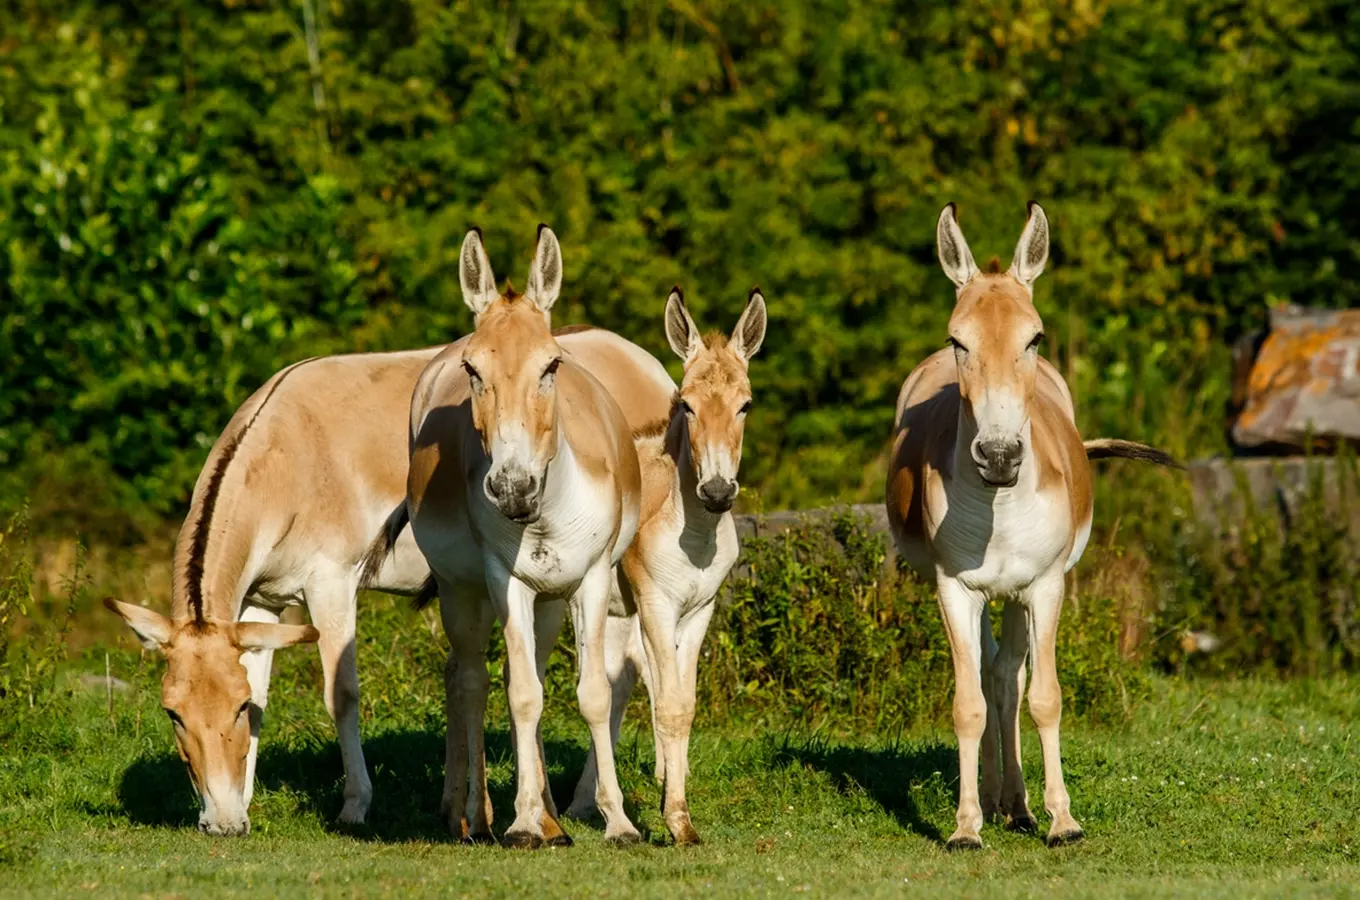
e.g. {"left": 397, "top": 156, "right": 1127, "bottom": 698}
{"left": 1046, "top": 827, "right": 1085, "bottom": 848}
{"left": 1005, "top": 813, "right": 1039, "bottom": 834}
{"left": 338, "top": 800, "right": 369, "bottom": 826}
{"left": 945, "top": 834, "right": 983, "bottom": 852}
{"left": 666, "top": 811, "right": 702, "bottom": 846}
{"left": 605, "top": 831, "right": 644, "bottom": 848}
{"left": 540, "top": 813, "right": 573, "bottom": 849}
{"left": 501, "top": 830, "right": 545, "bottom": 850}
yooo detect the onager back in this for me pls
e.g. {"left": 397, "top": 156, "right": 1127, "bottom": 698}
{"left": 886, "top": 203, "right": 1177, "bottom": 850}
{"left": 405, "top": 227, "right": 644, "bottom": 848}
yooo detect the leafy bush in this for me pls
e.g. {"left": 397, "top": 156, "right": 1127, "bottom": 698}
{"left": 2, "top": 0, "right": 1359, "bottom": 520}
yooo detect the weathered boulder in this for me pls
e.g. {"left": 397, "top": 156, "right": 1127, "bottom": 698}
{"left": 1232, "top": 306, "right": 1360, "bottom": 451}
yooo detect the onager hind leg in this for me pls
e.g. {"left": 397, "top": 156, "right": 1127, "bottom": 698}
{"left": 1027, "top": 570, "right": 1084, "bottom": 846}
{"left": 936, "top": 575, "right": 988, "bottom": 850}
{"left": 567, "top": 612, "right": 642, "bottom": 820}
{"left": 437, "top": 581, "right": 495, "bottom": 843}
{"left": 979, "top": 605, "right": 1002, "bottom": 823}
{"left": 994, "top": 602, "right": 1037, "bottom": 832}
{"left": 307, "top": 573, "right": 373, "bottom": 825}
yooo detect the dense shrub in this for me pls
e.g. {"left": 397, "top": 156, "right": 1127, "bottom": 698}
{"left": 2, "top": 0, "right": 1359, "bottom": 519}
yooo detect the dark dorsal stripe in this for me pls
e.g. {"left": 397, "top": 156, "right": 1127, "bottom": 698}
{"left": 184, "top": 357, "right": 317, "bottom": 623}
{"left": 552, "top": 323, "right": 597, "bottom": 336}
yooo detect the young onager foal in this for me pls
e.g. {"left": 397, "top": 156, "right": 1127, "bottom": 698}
{"left": 566, "top": 287, "right": 767, "bottom": 845}
{"left": 404, "top": 227, "right": 645, "bottom": 848}
{"left": 886, "top": 202, "right": 1178, "bottom": 850}
{"left": 105, "top": 348, "right": 437, "bottom": 834}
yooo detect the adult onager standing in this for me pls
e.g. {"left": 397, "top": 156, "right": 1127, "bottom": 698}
{"left": 885, "top": 202, "right": 1178, "bottom": 850}
{"left": 405, "top": 226, "right": 644, "bottom": 848}
{"left": 104, "top": 348, "right": 437, "bottom": 834}
{"left": 566, "top": 287, "right": 767, "bottom": 845}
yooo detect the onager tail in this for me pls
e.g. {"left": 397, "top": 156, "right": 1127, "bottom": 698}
{"left": 358, "top": 503, "right": 411, "bottom": 590}
{"left": 1083, "top": 438, "right": 1183, "bottom": 469}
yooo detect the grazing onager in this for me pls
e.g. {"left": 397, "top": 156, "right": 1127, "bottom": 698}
{"left": 104, "top": 348, "right": 438, "bottom": 834}
{"left": 404, "top": 226, "right": 645, "bottom": 848}
{"left": 885, "top": 202, "right": 1179, "bottom": 850}
{"left": 567, "top": 287, "right": 767, "bottom": 845}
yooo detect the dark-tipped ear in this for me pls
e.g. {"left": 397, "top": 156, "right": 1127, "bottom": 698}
{"left": 233, "top": 622, "right": 321, "bottom": 652}
{"left": 937, "top": 202, "right": 979, "bottom": 289}
{"left": 104, "top": 597, "right": 173, "bottom": 652}
{"left": 1009, "top": 201, "right": 1049, "bottom": 288}
{"left": 664, "top": 286, "right": 701, "bottom": 362}
{"left": 729, "top": 287, "right": 767, "bottom": 362}
{"left": 525, "top": 224, "right": 562, "bottom": 312}
{"left": 459, "top": 228, "right": 498, "bottom": 318}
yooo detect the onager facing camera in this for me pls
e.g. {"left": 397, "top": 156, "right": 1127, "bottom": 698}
{"left": 403, "top": 227, "right": 644, "bottom": 848}
{"left": 886, "top": 202, "right": 1177, "bottom": 850}
{"left": 568, "top": 287, "right": 767, "bottom": 845}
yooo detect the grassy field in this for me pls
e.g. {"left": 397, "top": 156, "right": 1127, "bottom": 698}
{"left": 1, "top": 631, "right": 1357, "bottom": 899}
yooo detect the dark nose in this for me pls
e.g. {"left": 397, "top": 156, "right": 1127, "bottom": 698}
{"left": 697, "top": 479, "right": 738, "bottom": 512}
{"left": 486, "top": 470, "right": 540, "bottom": 522}
{"left": 971, "top": 438, "right": 1024, "bottom": 486}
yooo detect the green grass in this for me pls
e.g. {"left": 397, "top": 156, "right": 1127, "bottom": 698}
{"left": 2, "top": 652, "right": 1357, "bottom": 898}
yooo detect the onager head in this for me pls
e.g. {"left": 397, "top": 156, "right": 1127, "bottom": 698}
{"left": 458, "top": 225, "right": 565, "bottom": 524}
{"left": 103, "top": 598, "right": 318, "bottom": 836}
{"left": 663, "top": 286, "right": 767, "bottom": 513}
{"left": 936, "top": 202, "right": 1050, "bottom": 488}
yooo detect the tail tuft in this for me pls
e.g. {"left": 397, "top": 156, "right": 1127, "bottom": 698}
{"left": 358, "top": 503, "right": 411, "bottom": 589}
{"left": 1083, "top": 438, "right": 1183, "bottom": 469}
{"left": 412, "top": 575, "right": 439, "bottom": 611}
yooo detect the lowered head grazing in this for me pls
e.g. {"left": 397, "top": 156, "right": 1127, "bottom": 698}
{"left": 936, "top": 202, "right": 1050, "bottom": 488}
{"left": 103, "top": 598, "right": 318, "bottom": 836}
{"left": 458, "top": 225, "right": 565, "bottom": 524}
{"left": 663, "top": 286, "right": 767, "bottom": 513}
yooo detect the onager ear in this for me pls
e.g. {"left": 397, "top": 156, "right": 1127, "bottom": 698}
{"left": 664, "top": 286, "right": 701, "bottom": 363}
{"left": 524, "top": 224, "right": 563, "bottom": 313}
{"left": 459, "top": 228, "right": 498, "bottom": 318}
{"left": 1009, "top": 201, "right": 1050, "bottom": 288}
{"left": 104, "top": 597, "right": 173, "bottom": 652}
{"left": 234, "top": 622, "right": 321, "bottom": 652}
{"left": 936, "top": 202, "right": 979, "bottom": 289}
{"left": 729, "top": 287, "right": 768, "bottom": 362}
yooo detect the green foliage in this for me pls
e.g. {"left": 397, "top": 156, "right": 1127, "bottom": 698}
{"left": 2, "top": 0, "right": 1358, "bottom": 517}
{"left": 704, "top": 512, "right": 1150, "bottom": 729}
{"left": 1153, "top": 456, "right": 1360, "bottom": 676}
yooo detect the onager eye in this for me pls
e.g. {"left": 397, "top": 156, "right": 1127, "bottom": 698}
{"left": 738, "top": 400, "right": 752, "bottom": 416}
{"left": 165, "top": 708, "right": 184, "bottom": 728}
{"left": 462, "top": 361, "right": 484, "bottom": 393}
{"left": 679, "top": 399, "right": 695, "bottom": 417}
{"left": 237, "top": 700, "right": 251, "bottom": 718}
{"left": 947, "top": 336, "right": 969, "bottom": 355}
{"left": 1028, "top": 332, "right": 1045, "bottom": 351}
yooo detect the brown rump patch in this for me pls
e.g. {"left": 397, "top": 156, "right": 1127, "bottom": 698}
{"left": 184, "top": 358, "right": 317, "bottom": 624}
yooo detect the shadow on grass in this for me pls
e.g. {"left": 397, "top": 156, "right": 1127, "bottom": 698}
{"left": 117, "top": 727, "right": 604, "bottom": 843}
{"left": 774, "top": 734, "right": 954, "bottom": 844}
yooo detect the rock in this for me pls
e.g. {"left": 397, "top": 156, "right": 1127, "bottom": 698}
{"left": 1232, "top": 305, "right": 1360, "bottom": 451}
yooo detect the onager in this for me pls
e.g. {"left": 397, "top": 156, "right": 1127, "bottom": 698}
{"left": 105, "top": 347, "right": 438, "bottom": 834}
{"left": 403, "top": 227, "right": 646, "bottom": 848}
{"left": 885, "top": 202, "right": 1178, "bottom": 850}
{"left": 566, "top": 287, "right": 767, "bottom": 845}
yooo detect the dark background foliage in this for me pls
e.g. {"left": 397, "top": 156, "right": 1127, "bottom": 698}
{"left": 3, "top": 0, "right": 1357, "bottom": 526}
